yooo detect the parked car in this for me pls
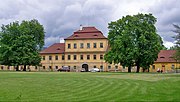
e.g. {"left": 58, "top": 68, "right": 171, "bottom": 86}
{"left": 90, "top": 68, "right": 100, "bottom": 72}
{"left": 81, "top": 68, "right": 86, "bottom": 72}
{"left": 57, "top": 66, "right": 70, "bottom": 72}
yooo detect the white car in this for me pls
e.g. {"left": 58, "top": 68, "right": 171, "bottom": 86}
{"left": 90, "top": 68, "right": 100, "bottom": 72}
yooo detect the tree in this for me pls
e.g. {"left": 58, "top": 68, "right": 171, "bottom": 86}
{"left": 172, "top": 24, "right": 180, "bottom": 62}
{"left": 0, "top": 19, "right": 45, "bottom": 71}
{"left": 104, "top": 13, "right": 163, "bottom": 73}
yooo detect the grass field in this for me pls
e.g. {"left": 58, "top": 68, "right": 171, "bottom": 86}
{"left": 0, "top": 72, "right": 179, "bottom": 102}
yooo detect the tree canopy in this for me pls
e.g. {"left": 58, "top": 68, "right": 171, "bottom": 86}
{"left": 172, "top": 24, "right": 180, "bottom": 62}
{"left": 104, "top": 13, "right": 163, "bottom": 72}
{"left": 0, "top": 19, "right": 45, "bottom": 71}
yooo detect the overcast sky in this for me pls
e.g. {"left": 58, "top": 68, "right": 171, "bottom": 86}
{"left": 0, "top": 0, "right": 180, "bottom": 48}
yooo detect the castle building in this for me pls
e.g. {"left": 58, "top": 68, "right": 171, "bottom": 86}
{"left": 40, "top": 26, "right": 122, "bottom": 72}
{"left": 150, "top": 50, "right": 179, "bottom": 73}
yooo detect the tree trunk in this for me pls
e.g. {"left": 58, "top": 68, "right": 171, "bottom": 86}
{"left": 16, "top": 65, "right": 19, "bottom": 71}
{"left": 142, "top": 68, "right": 145, "bottom": 72}
{"left": 136, "top": 63, "right": 140, "bottom": 73}
{"left": 23, "top": 65, "right": 26, "bottom": 71}
{"left": 128, "top": 66, "right": 131, "bottom": 73}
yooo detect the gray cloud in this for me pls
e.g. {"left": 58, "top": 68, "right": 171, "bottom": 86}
{"left": 0, "top": 0, "right": 179, "bottom": 48}
{"left": 148, "top": 0, "right": 180, "bottom": 48}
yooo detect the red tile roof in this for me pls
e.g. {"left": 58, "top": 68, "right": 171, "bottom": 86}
{"left": 40, "top": 43, "right": 65, "bottom": 54}
{"left": 65, "top": 26, "right": 107, "bottom": 40}
{"left": 155, "top": 50, "right": 177, "bottom": 63}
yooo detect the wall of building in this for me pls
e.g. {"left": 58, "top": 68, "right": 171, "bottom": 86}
{"left": 150, "top": 62, "right": 180, "bottom": 72}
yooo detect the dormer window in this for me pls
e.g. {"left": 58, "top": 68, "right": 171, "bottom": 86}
{"left": 57, "top": 48, "right": 61, "bottom": 50}
{"left": 74, "top": 35, "right": 79, "bottom": 37}
{"left": 93, "top": 34, "right": 98, "bottom": 36}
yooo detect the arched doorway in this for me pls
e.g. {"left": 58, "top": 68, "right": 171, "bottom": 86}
{"left": 82, "top": 64, "right": 88, "bottom": 72}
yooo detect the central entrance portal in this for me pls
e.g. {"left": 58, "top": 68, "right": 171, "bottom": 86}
{"left": 82, "top": 64, "right": 89, "bottom": 72}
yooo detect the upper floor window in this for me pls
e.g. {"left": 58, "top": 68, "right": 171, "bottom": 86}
{"left": 55, "top": 55, "right": 58, "bottom": 60}
{"left": 80, "top": 43, "right": 84, "bottom": 48}
{"left": 68, "top": 55, "right": 71, "bottom": 60}
{"left": 74, "top": 43, "right": 77, "bottom": 49}
{"left": 100, "top": 43, "right": 103, "bottom": 48}
{"left": 87, "top": 43, "right": 90, "bottom": 48}
{"left": 68, "top": 44, "right": 71, "bottom": 49}
{"left": 87, "top": 55, "right": 90, "bottom": 60}
{"left": 93, "top": 43, "right": 97, "bottom": 48}
{"left": 93, "top": 55, "right": 96, "bottom": 60}
{"left": 100, "top": 55, "right": 103, "bottom": 60}
{"left": 62, "top": 55, "right": 65, "bottom": 60}
{"left": 80, "top": 55, "right": 83, "bottom": 60}
{"left": 74, "top": 55, "right": 77, "bottom": 60}
{"left": 49, "top": 56, "right": 52, "bottom": 60}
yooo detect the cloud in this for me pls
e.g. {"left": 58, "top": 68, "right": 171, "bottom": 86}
{"left": 0, "top": 0, "right": 179, "bottom": 48}
{"left": 148, "top": 0, "right": 180, "bottom": 47}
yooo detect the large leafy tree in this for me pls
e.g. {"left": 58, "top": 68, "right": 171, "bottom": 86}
{"left": 0, "top": 19, "right": 44, "bottom": 71}
{"left": 104, "top": 13, "right": 163, "bottom": 73}
{"left": 172, "top": 24, "right": 180, "bottom": 62}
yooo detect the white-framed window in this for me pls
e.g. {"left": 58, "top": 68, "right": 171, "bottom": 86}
{"left": 100, "top": 43, "right": 103, "bottom": 48}
{"left": 93, "top": 43, "right": 97, "bottom": 48}
{"left": 80, "top": 43, "right": 84, "bottom": 48}
{"left": 108, "top": 66, "right": 111, "bottom": 69}
{"left": 87, "top": 43, "right": 90, "bottom": 48}
{"left": 68, "top": 44, "right": 71, "bottom": 49}
{"left": 74, "top": 43, "right": 77, "bottom": 49}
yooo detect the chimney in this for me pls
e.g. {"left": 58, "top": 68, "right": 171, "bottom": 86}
{"left": 80, "top": 24, "right": 83, "bottom": 30}
{"left": 60, "top": 37, "right": 64, "bottom": 43}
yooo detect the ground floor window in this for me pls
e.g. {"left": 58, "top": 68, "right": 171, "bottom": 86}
{"left": 100, "top": 65, "right": 103, "bottom": 71}
{"left": 94, "top": 65, "right": 96, "bottom": 68}
{"left": 108, "top": 66, "right": 111, "bottom": 69}
{"left": 43, "top": 66, "right": 45, "bottom": 69}
{"left": 55, "top": 66, "right": 58, "bottom": 69}
{"left": 1, "top": 66, "right": 4, "bottom": 70}
{"left": 34, "top": 66, "right": 37, "bottom": 70}
{"left": 74, "top": 66, "right": 76, "bottom": 69}
{"left": 49, "top": 66, "right": 52, "bottom": 69}
{"left": 172, "top": 64, "right": 175, "bottom": 69}
{"left": 152, "top": 65, "right": 155, "bottom": 69}
{"left": 7, "top": 66, "right": 10, "bottom": 70}
{"left": 115, "top": 66, "right": 118, "bottom": 69}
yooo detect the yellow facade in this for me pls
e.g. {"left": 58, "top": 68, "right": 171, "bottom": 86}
{"left": 40, "top": 38, "right": 123, "bottom": 72}
{"left": 40, "top": 54, "right": 65, "bottom": 71}
{"left": 150, "top": 62, "right": 180, "bottom": 73}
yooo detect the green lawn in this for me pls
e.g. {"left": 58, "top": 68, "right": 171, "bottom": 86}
{"left": 0, "top": 72, "right": 179, "bottom": 102}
